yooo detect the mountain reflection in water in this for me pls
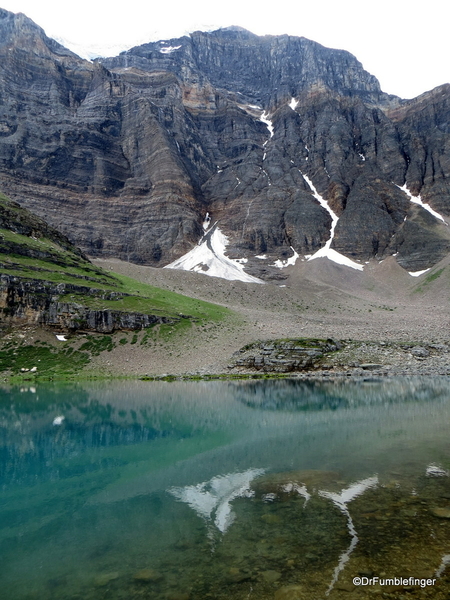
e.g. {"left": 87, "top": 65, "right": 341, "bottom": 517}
{"left": 0, "top": 377, "right": 449, "bottom": 599}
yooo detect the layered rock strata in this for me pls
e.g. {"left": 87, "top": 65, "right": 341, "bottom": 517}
{"left": 231, "top": 339, "right": 340, "bottom": 372}
{"left": 0, "top": 275, "right": 176, "bottom": 333}
{"left": 0, "top": 12, "right": 449, "bottom": 277}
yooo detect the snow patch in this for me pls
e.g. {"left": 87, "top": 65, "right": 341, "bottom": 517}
{"left": 53, "top": 416, "right": 65, "bottom": 426}
{"left": 301, "top": 173, "right": 364, "bottom": 271}
{"left": 260, "top": 112, "right": 274, "bottom": 138}
{"left": 165, "top": 224, "right": 264, "bottom": 283}
{"left": 55, "top": 334, "right": 67, "bottom": 341}
{"left": 273, "top": 247, "right": 299, "bottom": 269}
{"left": 262, "top": 168, "right": 271, "bottom": 184}
{"left": 289, "top": 97, "right": 299, "bottom": 110}
{"left": 159, "top": 45, "right": 182, "bottom": 54}
{"left": 397, "top": 184, "right": 447, "bottom": 224}
{"left": 408, "top": 269, "right": 430, "bottom": 277}
{"left": 256, "top": 254, "right": 267, "bottom": 259}
{"left": 203, "top": 212, "right": 211, "bottom": 231}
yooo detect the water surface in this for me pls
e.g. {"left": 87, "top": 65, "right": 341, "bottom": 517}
{"left": 1, "top": 378, "right": 450, "bottom": 599}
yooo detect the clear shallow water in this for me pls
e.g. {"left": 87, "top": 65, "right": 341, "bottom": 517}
{"left": 1, "top": 378, "right": 450, "bottom": 600}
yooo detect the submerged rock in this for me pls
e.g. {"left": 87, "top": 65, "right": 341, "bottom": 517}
{"left": 93, "top": 572, "right": 119, "bottom": 587}
{"left": 253, "top": 470, "right": 341, "bottom": 495}
{"left": 133, "top": 568, "right": 164, "bottom": 583}
{"left": 274, "top": 585, "right": 304, "bottom": 600}
{"left": 261, "top": 570, "right": 282, "bottom": 583}
{"left": 430, "top": 507, "right": 450, "bottom": 519}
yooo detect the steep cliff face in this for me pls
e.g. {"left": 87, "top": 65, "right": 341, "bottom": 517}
{"left": 0, "top": 191, "right": 180, "bottom": 332}
{"left": 0, "top": 11, "right": 449, "bottom": 278}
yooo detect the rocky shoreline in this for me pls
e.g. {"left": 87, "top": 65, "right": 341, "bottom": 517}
{"left": 227, "top": 339, "right": 450, "bottom": 379}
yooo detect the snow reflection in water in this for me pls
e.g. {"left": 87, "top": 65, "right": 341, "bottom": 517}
{"left": 169, "top": 468, "right": 264, "bottom": 535}
{"left": 1, "top": 377, "right": 450, "bottom": 599}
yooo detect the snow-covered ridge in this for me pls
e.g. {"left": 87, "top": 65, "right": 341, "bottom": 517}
{"left": 164, "top": 221, "right": 264, "bottom": 283}
{"left": 301, "top": 173, "right": 364, "bottom": 271}
{"left": 397, "top": 183, "right": 447, "bottom": 224}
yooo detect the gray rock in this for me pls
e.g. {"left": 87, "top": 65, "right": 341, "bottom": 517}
{"left": 411, "top": 347, "right": 430, "bottom": 358}
{"left": 0, "top": 11, "right": 448, "bottom": 276}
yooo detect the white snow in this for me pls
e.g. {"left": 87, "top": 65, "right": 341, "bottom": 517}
{"left": 159, "top": 45, "right": 182, "bottom": 54}
{"left": 262, "top": 168, "right": 271, "bottom": 184}
{"left": 273, "top": 246, "right": 299, "bottom": 269}
{"left": 168, "top": 469, "right": 265, "bottom": 534}
{"left": 320, "top": 477, "right": 378, "bottom": 594}
{"left": 397, "top": 184, "right": 447, "bottom": 224}
{"left": 408, "top": 269, "right": 430, "bottom": 277}
{"left": 203, "top": 212, "right": 211, "bottom": 230}
{"left": 359, "top": 153, "right": 366, "bottom": 161}
{"left": 56, "top": 334, "right": 67, "bottom": 341}
{"left": 165, "top": 224, "right": 264, "bottom": 283}
{"left": 301, "top": 173, "right": 364, "bottom": 271}
{"left": 255, "top": 254, "right": 267, "bottom": 259}
{"left": 52, "top": 416, "right": 65, "bottom": 426}
{"left": 289, "top": 97, "right": 299, "bottom": 110}
{"left": 260, "top": 111, "right": 274, "bottom": 138}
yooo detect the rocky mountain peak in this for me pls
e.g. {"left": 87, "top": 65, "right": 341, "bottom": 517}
{"left": 0, "top": 12, "right": 449, "bottom": 281}
{"left": 0, "top": 8, "right": 77, "bottom": 58}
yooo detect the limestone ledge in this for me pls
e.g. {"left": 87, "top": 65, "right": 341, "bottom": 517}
{"left": 0, "top": 275, "right": 175, "bottom": 333}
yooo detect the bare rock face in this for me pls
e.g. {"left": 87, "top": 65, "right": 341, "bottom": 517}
{"left": 1, "top": 11, "right": 450, "bottom": 276}
{"left": 0, "top": 275, "right": 175, "bottom": 332}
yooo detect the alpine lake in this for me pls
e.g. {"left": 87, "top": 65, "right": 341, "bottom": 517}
{"left": 1, "top": 377, "right": 450, "bottom": 600}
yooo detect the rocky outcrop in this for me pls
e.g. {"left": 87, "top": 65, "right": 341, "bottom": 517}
{"left": 0, "top": 275, "right": 176, "bottom": 332}
{"left": 0, "top": 11, "right": 450, "bottom": 276}
{"left": 231, "top": 338, "right": 340, "bottom": 372}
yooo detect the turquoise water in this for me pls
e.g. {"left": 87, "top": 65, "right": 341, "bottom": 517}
{"left": 1, "top": 378, "right": 450, "bottom": 599}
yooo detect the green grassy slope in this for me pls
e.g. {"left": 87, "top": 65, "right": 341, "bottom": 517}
{"left": 0, "top": 192, "right": 228, "bottom": 323}
{"left": 0, "top": 192, "right": 231, "bottom": 378}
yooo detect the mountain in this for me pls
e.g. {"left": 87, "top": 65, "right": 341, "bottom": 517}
{"left": 0, "top": 9, "right": 449, "bottom": 281}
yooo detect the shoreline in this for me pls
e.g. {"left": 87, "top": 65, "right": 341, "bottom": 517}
{"left": 3, "top": 337, "right": 450, "bottom": 385}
